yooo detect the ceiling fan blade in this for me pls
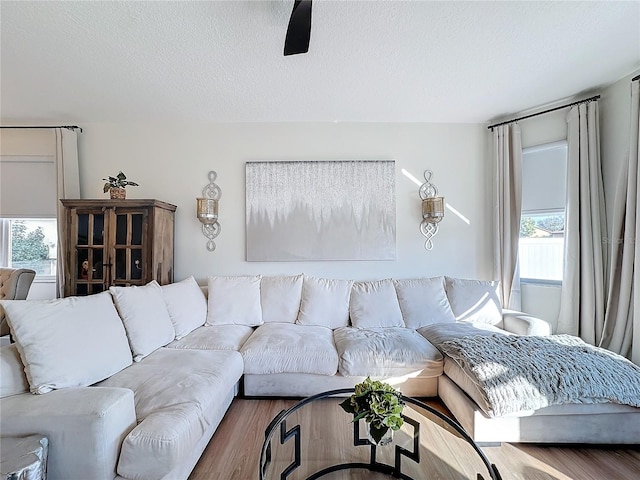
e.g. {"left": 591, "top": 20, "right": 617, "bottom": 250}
{"left": 284, "top": 0, "right": 312, "bottom": 56}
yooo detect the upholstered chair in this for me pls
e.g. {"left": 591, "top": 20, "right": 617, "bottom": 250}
{"left": 0, "top": 268, "right": 36, "bottom": 338}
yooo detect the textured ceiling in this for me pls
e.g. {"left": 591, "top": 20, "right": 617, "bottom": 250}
{"left": 1, "top": 0, "right": 639, "bottom": 124}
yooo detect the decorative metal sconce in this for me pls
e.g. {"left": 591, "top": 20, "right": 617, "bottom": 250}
{"left": 196, "top": 171, "right": 222, "bottom": 251}
{"left": 419, "top": 170, "right": 445, "bottom": 250}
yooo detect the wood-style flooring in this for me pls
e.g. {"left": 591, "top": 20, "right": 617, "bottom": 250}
{"left": 189, "top": 398, "right": 640, "bottom": 480}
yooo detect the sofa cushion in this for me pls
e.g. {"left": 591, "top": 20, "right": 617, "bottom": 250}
{"left": 418, "top": 322, "right": 509, "bottom": 353}
{"left": 260, "top": 275, "right": 303, "bottom": 324}
{"left": 110, "top": 281, "right": 176, "bottom": 362}
{"left": 2, "top": 292, "right": 132, "bottom": 394}
{"left": 161, "top": 276, "right": 207, "bottom": 339}
{"left": 349, "top": 279, "right": 404, "bottom": 328}
{"left": 97, "top": 348, "right": 243, "bottom": 480}
{"left": 206, "top": 275, "right": 263, "bottom": 326}
{"left": 166, "top": 325, "right": 254, "bottom": 351}
{"left": 240, "top": 323, "right": 338, "bottom": 375}
{"left": 445, "top": 277, "right": 502, "bottom": 325}
{"left": 334, "top": 326, "right": 443, "bottom": 377}
{"left": 394, "top": 277, "right": 456, "bottom": 329}
{"left": 296, "top": 276, "right": 353, "bottom": 329}
{"left": 0, "top": 344, "right": 29, "bottom": 397}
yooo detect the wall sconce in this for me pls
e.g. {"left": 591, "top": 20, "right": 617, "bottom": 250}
{"left": 419, "top": 170, "right": 445, "bottom": 250}
{"left": 197, "top": 171, "right": 222, "bottom": 251}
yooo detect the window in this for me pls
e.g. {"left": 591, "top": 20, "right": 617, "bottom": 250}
{"left": 519, "top": 141, "right": 567, "bottom": 282}
{"left": 1, "top": 218, "right": 57, "bottom": 279}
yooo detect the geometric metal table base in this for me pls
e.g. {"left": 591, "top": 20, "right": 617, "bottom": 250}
{"left": 260, "top": 388, "right": 502, "bottom": 480}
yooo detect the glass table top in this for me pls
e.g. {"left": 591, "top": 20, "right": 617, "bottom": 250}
{"left": 260, "top": 389, "right": 502, "bottom": 480}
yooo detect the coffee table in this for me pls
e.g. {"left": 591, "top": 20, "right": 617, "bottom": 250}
{"left": 259, "top": 389, "right": 502, "bottom": 480}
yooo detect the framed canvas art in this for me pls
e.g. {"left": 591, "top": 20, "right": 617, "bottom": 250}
{"left": 246, "top": 160, "right": 396, "bottom": 261}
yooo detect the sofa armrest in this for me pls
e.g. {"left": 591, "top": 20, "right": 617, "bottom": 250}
{"left": 0, "top": 386, "right": 136, "bottom": 480}
{"left": 501, "top": 309, "right": 552, "bottom": 336}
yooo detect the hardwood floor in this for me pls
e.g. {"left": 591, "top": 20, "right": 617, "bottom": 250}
{"left": 189, "top": 398, "right": 640, "bottom": 480}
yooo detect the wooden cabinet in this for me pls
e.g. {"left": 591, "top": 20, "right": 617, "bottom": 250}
{"left": 61, "top": 199, "right": 176, "bottom": 297}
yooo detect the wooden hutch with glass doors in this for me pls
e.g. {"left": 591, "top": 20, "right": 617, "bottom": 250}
{"left": 61, "top": 199, "right": 176, "bottom": 297}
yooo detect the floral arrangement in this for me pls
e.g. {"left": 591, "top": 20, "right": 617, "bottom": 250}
{"left": 339, "top": 377, "right": 405, "bottom": 444}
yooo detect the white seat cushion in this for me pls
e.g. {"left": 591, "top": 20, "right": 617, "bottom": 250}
{"left": 2, "top": 292, "right": 132, "bottom": 394}
{"left": 240, "top": 323, "right": 338, "bottom": 375}
{"left": 260, "top": 275, "right": 303, "bottom": 324}
{"left": 206, "top": 275, "right": 263, "bottom": 326}
{"left": 296, "top": 276, "right": 353, "bottom": 329}
{"left": 166, "top": 325, "right": 254, "bottom": 351}
{"left": 334, "top": 326, "right": 443, "bottom": 378}
{"left": 394, "top": 277, "right": 456, "bottom": 329}
{"left": 349, "top": 279, "right": 404, "bottom": 328}
{"left": 445, "top": 277, "right": 502, "bottom": 325}
{"left": 98, "top": 348, "right": 243, "bottom": 480}
{"left": 161, "top": 276, "right": 207, "bottom": 339}
{"left": 110, "top": 281, "right": 176, "bottom": 362}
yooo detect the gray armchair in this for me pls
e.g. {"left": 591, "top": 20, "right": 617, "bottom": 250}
{"left": 0, "top": 268, "right": 36, "bottom": 338}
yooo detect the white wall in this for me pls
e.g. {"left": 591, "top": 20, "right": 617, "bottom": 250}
{"left": 77, "top": 122, "right": 491, "bottom": 284}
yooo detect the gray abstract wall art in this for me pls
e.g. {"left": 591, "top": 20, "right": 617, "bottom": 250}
{"left": 246, "top": 160, "right": 396, "bottom": 261}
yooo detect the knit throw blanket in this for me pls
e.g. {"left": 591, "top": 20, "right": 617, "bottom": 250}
{"left": 438, "top": 334, "right": 640, "bottom": 417}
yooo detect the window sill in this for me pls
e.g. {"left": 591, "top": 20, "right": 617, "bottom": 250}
{"left": 520, "top": 278, "right": 562, "bottom": 287}
{"left": 33, "top": 276, "right": 56, "bottom": 284}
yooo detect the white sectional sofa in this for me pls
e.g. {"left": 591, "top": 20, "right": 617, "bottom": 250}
{"left": 1, "top": 274, "right": 639, "bottom": 480}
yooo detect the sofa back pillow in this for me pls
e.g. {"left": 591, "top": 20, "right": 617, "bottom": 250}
{"left": 0, "top": 343, "right": 30, "bottom": 397}
{"left": 110, "top": 281, "right": 176, "bottom": 361}
{"left": 349, "top": 279, "right": 404, "bottom": 328}
{"left": 2, "top": 292, "right": 132, "bottom": 394}
{"left": 206, "top": 275, "right": 263, "bottom": 326}
{"left": 394, "top": 277, "right": 456, "bottom": 329}
{"left": 444, "top": 277, "right": 502, "bottom": 325}
{"left": 261, "top": 275, "right": 303, "bottom": 324}
{"left": 296, "top": 276, "right": 353, "bottom": 329}
{"left": 161, "top": 276, "right": 207, "bottom": 339}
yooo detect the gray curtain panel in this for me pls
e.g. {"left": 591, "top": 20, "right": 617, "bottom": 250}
{"left": 493, "top": 124, "right": 522, "bottom": 311}
{"left": 557, "top": 101, "right": 607, "bottom": 342}
{"left": 602, "top": 80, "right": 640, "bottom": 362}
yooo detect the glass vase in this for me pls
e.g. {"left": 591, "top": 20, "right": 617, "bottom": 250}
{"left": 366, "top": 423, "right": 393, "bottom": 446}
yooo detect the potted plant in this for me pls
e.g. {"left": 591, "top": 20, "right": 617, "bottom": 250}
{"left": 339, "top": 377, "right": 405, "bottom": 445}
{"left": 103, "top": 171, "right": 139, "bottom": 199}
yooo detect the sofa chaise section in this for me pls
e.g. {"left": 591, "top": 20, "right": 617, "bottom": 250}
{"left": 98, "top": 348, "right": 243, "bottom": 480}
{"left": 420, "top": 321, "right": 640, "bottom": 445}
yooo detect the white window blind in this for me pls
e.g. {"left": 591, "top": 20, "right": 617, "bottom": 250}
{"left": 522, "top": 141, "right": 567, "bottom": 213}
{"left": 0, "top": 128, "right": 58, "bottom": 218}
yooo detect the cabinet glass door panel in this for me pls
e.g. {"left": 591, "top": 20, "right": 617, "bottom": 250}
{"left": 116, "top": 214, "right": 128, "bottom": 245}
{"left": 93, "top": 248, "right": 104, "bottom": 280}
{"left": 92, "top": 214, "right": 105, "bottom": 245}
{"left": 77, "top": 214, "right": 89, "bottom": 245}
{"left": 131, "top": 249, "right": 143, "bottom": 280}
{"left": 77, "top": 249, "right": 89, "bottom": 279}
{"left": 131, "top": 214, "right": 143, "bottom": 245}
{"left": 115, "top": 249, "right": 127, "bottom": 280}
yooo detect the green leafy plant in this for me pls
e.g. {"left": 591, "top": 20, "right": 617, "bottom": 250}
{"left": 339, "top": 377, "right": 405, "bottom": 444}
{"left": 103, "top": 171, "right": 139, "bottom": 193}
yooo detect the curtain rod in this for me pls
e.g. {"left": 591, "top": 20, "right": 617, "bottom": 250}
{"left": 0, "top": 125, "right": 82, "bottom": 132}
{"left": 487, "top": 95, "right": 600, "bottom": 130}
{"left": 633, "top": 74, "right": 640, "bottom": 82}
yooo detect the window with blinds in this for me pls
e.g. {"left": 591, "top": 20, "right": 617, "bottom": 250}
{"left": 519, "top": 141, "right": 568, "bottom": 282}
{"left": 0, "top": 129, "right": 58, "bottom": 279}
